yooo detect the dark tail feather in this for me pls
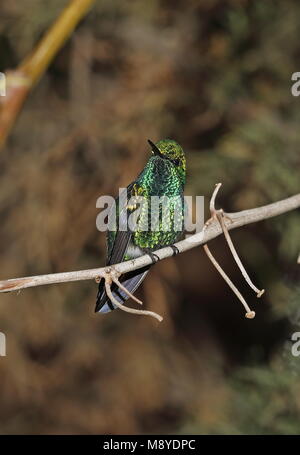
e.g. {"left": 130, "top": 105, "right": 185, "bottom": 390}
{"left": 95, "top": 266, "right": 150, "bottom": 313}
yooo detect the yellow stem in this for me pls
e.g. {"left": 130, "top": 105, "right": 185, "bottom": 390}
{"left": 0, "top": 0, "right": 95, "bottom": 148}
{"left": 20, "top": 0, "right": 95, "bottom": 86}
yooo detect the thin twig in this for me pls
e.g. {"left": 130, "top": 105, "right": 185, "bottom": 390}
{"left": 203, "top": 244, "right": 255, "bottom": 319}
{"left": 104, "top": 275, "right": 163, "bottom": 322}
{"left": 203, "top": 183, "right": 255, "bottom": 318}
{"left": 206, "top": 182, "right": 264, "bottom": 297}
{"left": 209, "top": 182, "right": 222, "bottom": 214}
{"left": 112, "top": 275, "right": 143, "bottom": 306}
{"left": 217, "top": 211, "right": 265, "bottom": 297}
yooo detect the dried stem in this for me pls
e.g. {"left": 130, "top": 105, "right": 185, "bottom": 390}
{"left": 0, "top": 0, "right": 95, "bottom": 148}
{"left": 209, "top": 182, "right": 222, "bottom": 214}
{"left": 206, "top": 183, "right": 264, "bottom": 297}
{"left": 104, "top": 275, "right": 163, "bottom": 322}
{"left": 217, "top": 212, "right": 265, "bottom": 297}
{"left": 112, "top": 275, "right": 143, "bottom": 306}
{"left": 203, "top": 244, "right": 255, "bottom": 319}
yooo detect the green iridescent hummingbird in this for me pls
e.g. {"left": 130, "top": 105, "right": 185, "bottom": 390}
{"left": 95, "top": 139, "right": 186, "bottom": 313}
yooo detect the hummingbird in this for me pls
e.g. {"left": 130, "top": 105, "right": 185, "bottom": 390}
{"left": 95, "top": 138, "right": 186, "bottom": 313}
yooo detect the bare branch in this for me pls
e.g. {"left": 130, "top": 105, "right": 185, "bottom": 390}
{"left": 111, "top": 275, "right": 143, "bottom": 306}
{"left": 203, "top": 183, "right": 257, "bottom": 317}
{"left": 205, "top": 183, "right": 264, "bottom": 297}
{"left": 203, "top": 244, "right": 255, "bottom": 319}
{"left": 0, "top": 192, "right": 299, "bottom": 294}
{"left": 218, "top": 213, "right": 265, "bottom": 297}
{"left": 104, "top": 273, "right": 163, "bottom": 322}
{"left": 0, "top": 0, "right": 95, "bottom": 148}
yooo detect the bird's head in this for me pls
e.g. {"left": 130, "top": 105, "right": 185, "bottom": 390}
{"left": 147, "top": 139, "right": 186, "bottom": 185}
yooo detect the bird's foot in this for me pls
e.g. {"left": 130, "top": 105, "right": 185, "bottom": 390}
{"left": 144, "top": 249, "right": 160, "bottom": 264}
{"left": 170, "top": 245, "right": 179, "bottom": 256}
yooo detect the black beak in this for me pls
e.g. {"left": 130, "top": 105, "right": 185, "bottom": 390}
{"left": 147, "top": 139, "right": 163, "bottom": 157}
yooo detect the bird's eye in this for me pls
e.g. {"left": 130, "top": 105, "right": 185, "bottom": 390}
{"left": 173, "top": 158, "right": 180, "bottom": 166}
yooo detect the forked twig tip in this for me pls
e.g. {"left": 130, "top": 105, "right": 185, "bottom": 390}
{"left": 104, "top": 275, "right": 162, "bottom": 322}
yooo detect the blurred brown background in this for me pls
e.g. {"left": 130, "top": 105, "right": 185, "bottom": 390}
{"left": 0, "top": 0, "right": 300, "bottom": 434}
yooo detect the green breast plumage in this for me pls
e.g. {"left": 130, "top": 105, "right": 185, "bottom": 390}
{"left": 106, "top": 154, "right": 185, "bottom": 261}
{"left": 131, "top": 155, "right": 185, "bottom": 250}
